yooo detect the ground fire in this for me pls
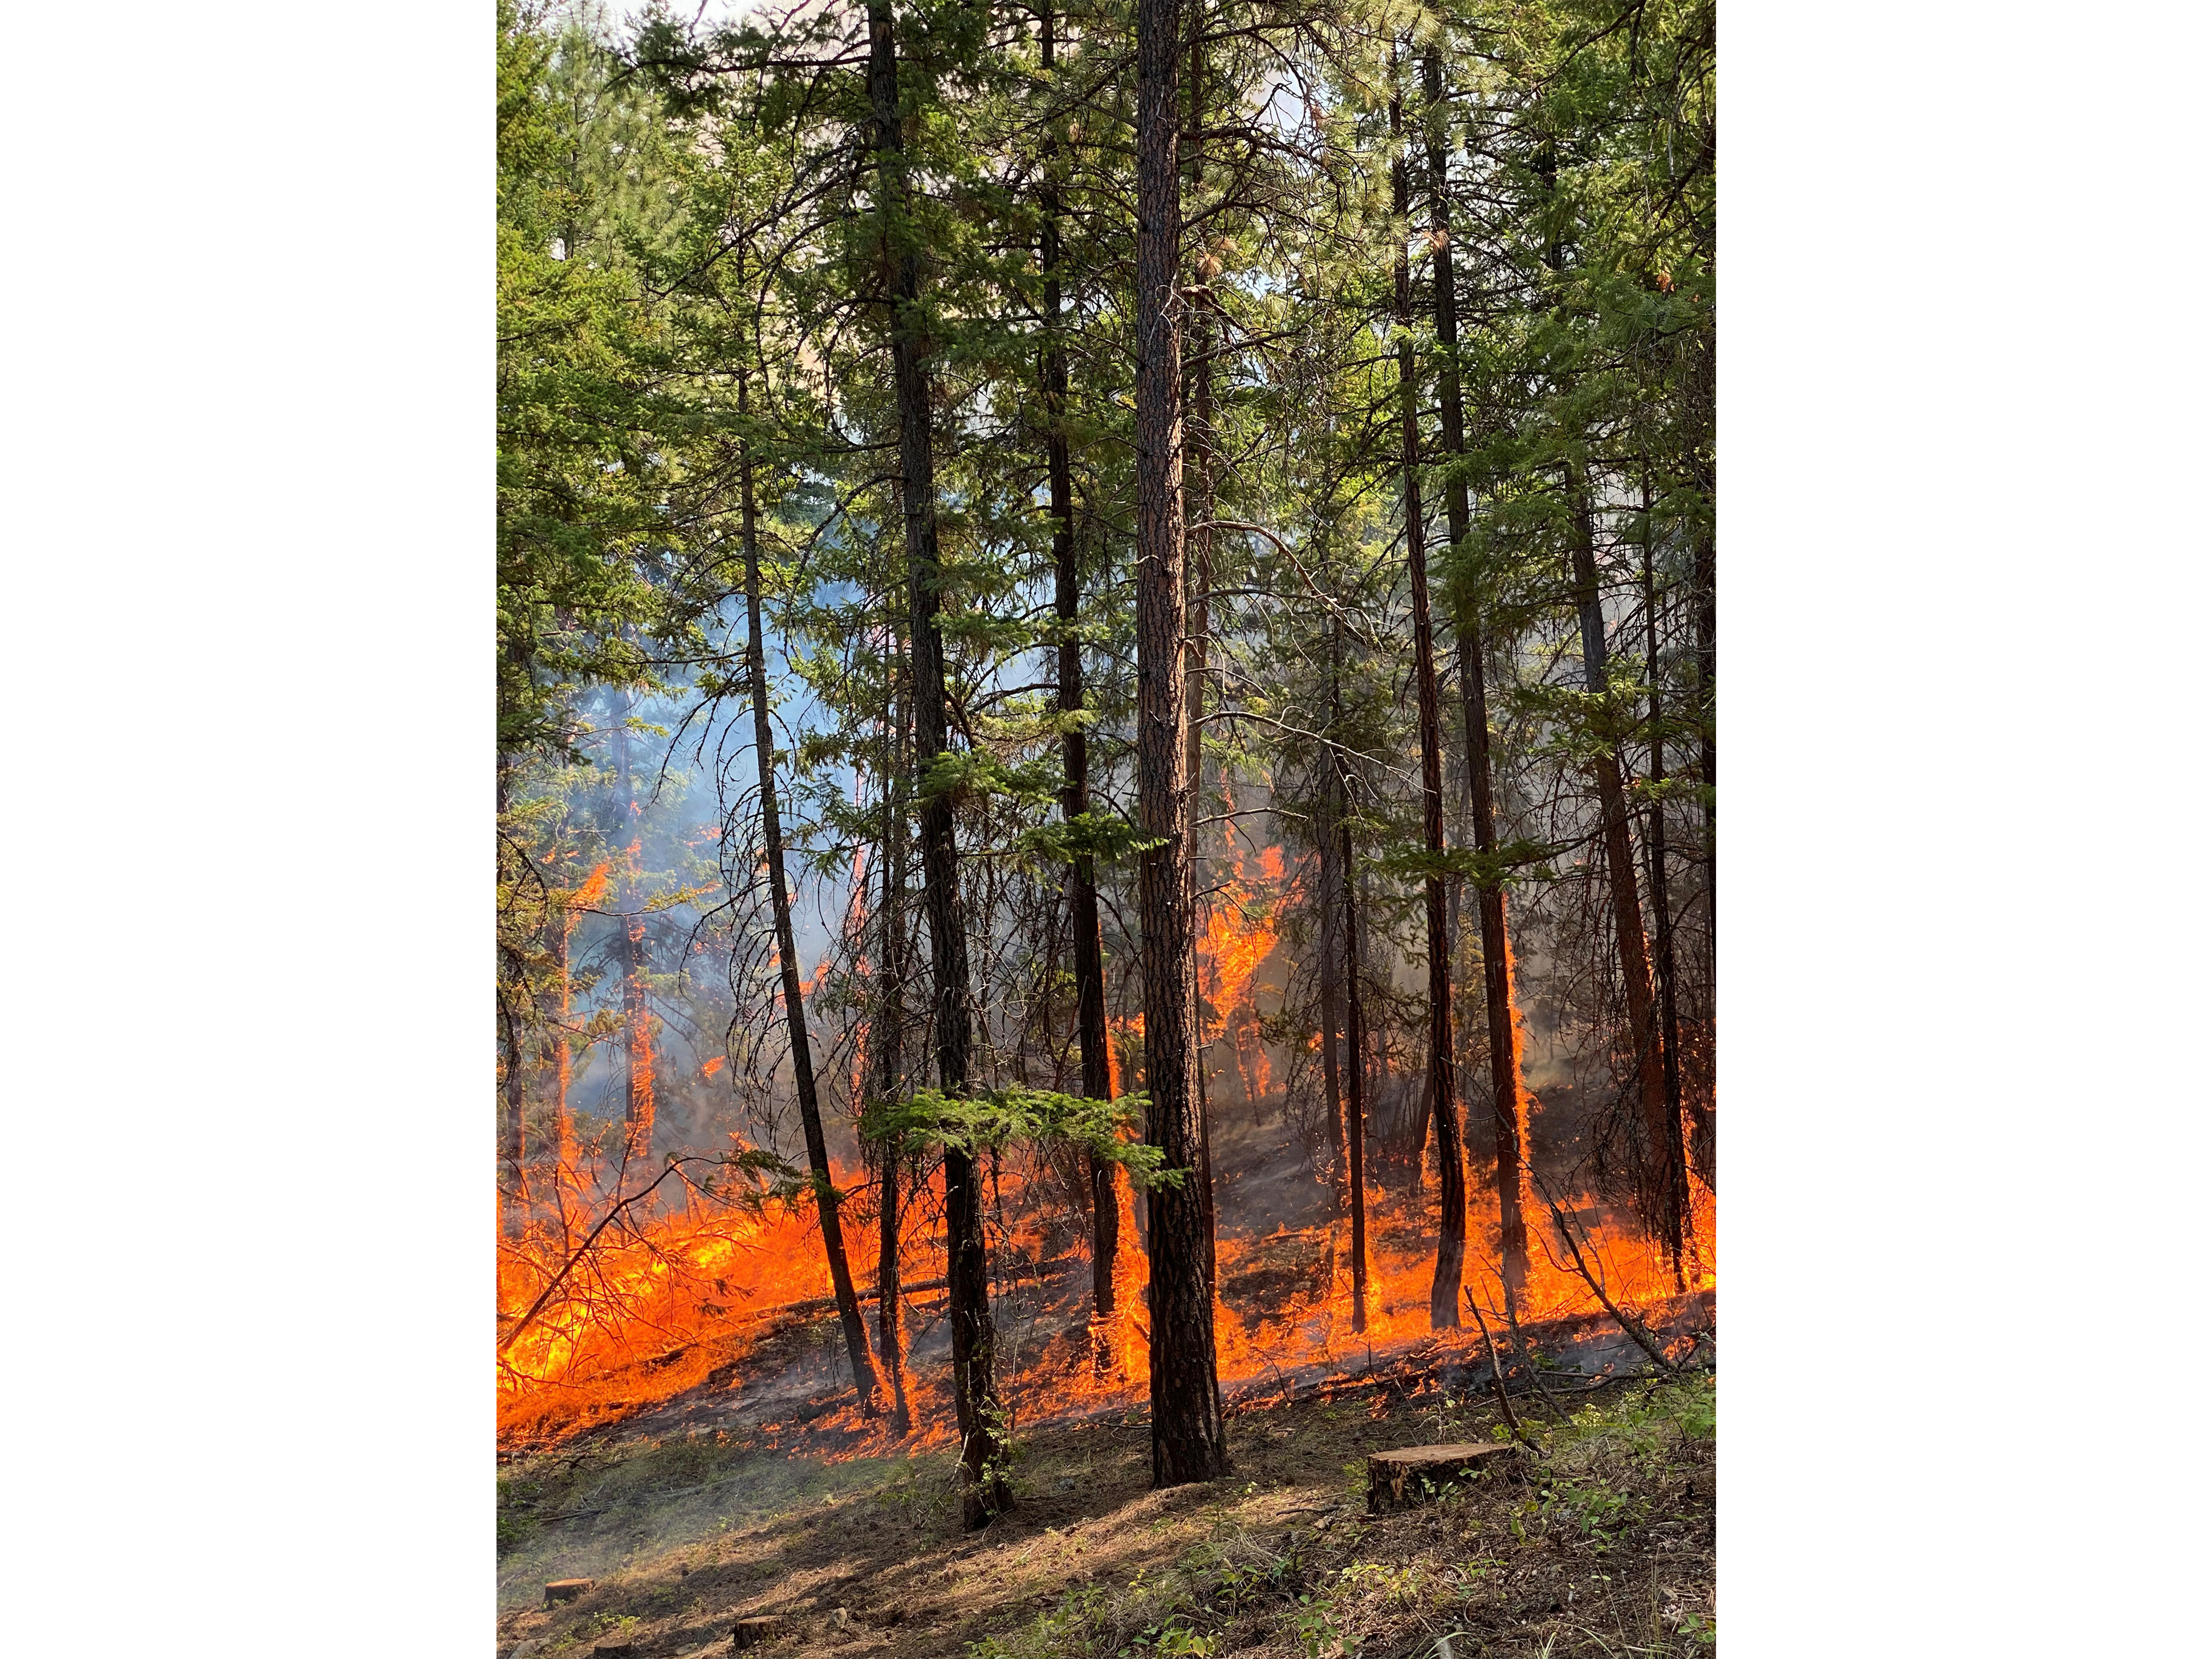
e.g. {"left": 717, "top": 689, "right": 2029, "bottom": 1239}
{"left": 496, "top": 833, "right": 1713, "bottom": 1457}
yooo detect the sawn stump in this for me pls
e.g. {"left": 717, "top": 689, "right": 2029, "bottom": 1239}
{"left": 1366, "top": 1442, "right": 1525, "bottom": 1513}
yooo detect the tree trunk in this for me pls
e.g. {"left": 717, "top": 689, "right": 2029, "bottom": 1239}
{"left": 1183, "top": 22, "right": 1220, "bottom": 1294}
{"left": 868, "top": 0, "right": 1007, "bottom": 1526}
{"left": 610, "top": 685, "right": 654, "bottom": 1166}
{"left": 1317, "top": 740, "right": 1349, "bottom": 1209}
{"left": 1423, "top": 42, "right": 1531, "bottom": 1312}
{"left": 1338, "top": 740, "right": 1370, "bottom": 1336}
{"left": 1041, "top": 6, "right": 1119, "bottom": 1335}
{"left": 502, "top": 995, "right": 526, "bottom": 1212}
{"left": 1135, "top": 0, "right": 1225, "bottom": 1489}
{"left": 1641, "top": 471, "right": 1691, "bottom": 1289}
{"left": 499, "top": 757, "right": 528, "bottom": 1220}
{"left": 1689, "top": 452, "right": 1717, "bottom": 1190}
{"left": 1392, "top": 75, "right": 1465, "bottom": 1330}
{"left": 501, "top": 978, "right": 528, "bottom": 1218}
{"left": 740, "top": 386, "right": 879, "bottom": 1410}
{"left": 874, "top": 656, "right": 913, "bottom": 1435}
{"left": 543, "top": 884, "right": 575, "bottom": 1239}
{"left": 1565, "top": 468, "right": 1686, "bottom": 1268}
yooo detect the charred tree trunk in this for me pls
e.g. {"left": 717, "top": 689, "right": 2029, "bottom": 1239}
{"left": 1392, "top": 76, "right": 1465, "bottom": 1330}
{"left": 740, "top": 390, "right": 879, "bottom": 1410}
{"left": 868, "top": 0, "right": 1007, "bottom": 1525}
{"left": 1423, "top": 43, "right": 1530, "bottom": 1312}
{"left": 1041, "top": 8, "right": 1119, "bottom": 1333}
{"left": 1135, "top": 0, "right": 1225, "bottom": 1488}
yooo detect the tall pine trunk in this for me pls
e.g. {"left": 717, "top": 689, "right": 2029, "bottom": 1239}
{"left": 1533, "top": 134, "right": 1685, "bottom": 1269}
{"left": 868, "top": 0, "right": 1007, "bottom": 1525}
{"left": 1317, "top": 743, "right": 1349, "bottom": 1209}
{"left": 543, "top": 887, "right": 573, "bottom": 1235}
{"left": 1329, "top": 627, "right": 1370, "bottom": 1334}
{"left": 498, "top": 757, "right": 528, "bottom": 1221}
{"left": 1338, "top": 755, "right": 1371, "bottom": 1334}
{"left": 1423, "top": 43, "right": 1531, "bottom": 1312}
{"left": 1040, "top": 7, "right": 1119, "bottom": 1335}
{"left": 1136, "top": 0, "right": 1225, "bottom": 1488}
{"left": 501, "top": 992, "right": 527, "bottom": 1210}
{"left": 1566, "top": 471, "right": 1687, "bottom": 1272}
{"left": 1688, "top": 389, "right": 1717, "bottom": 1189}
{"left": 873, "top": 663, "right": 913, "bottom": 1435}
{"left": 1642, "top": 472, "right": 1691, "bottom": 1288}
{"left": 1182, "top": 24, "right": 1220, "bottom": 1288}
{"left": 1392, "top": 75, "right": 1465, "bottom": 1330}
{"left": 739, "top": 386, "right": 879, "bottom": 1409}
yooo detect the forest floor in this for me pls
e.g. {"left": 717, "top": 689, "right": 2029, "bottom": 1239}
{"left": 496, "top": 1342, "right": 1716, "bottom": 1659}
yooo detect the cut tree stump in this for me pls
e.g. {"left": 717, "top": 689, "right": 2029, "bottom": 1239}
{"left": 1366, "top": 1443, "right": 1525, "bottom": 1513}
{"left": 542, "top": 1579, "right": 593, "bottom": 1609}
{"left": 732, "top": 1616, "right": 786, "bottom": 1649}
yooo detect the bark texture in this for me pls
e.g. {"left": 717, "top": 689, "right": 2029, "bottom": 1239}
{"left": 1135, "top": 0, "right": 1225, "bottom": 1488}
{"left": 1566, "top": 469, "right": 1688, "bottom": 1272}
{"left": 873, "top": 657, "right": 913, "bottom": 1435}
{"left": 869, "top": 0, "right": 1007, "bottom": 1525}
{"left": 1423, "top": 42, "right": 1531, "bottom": 1311}
{"left": 1339, "top": 760, "right": 1371, "bottom": 1336}
{"left": 1393, "top": 77, "right": 1465, "bottom": 1329}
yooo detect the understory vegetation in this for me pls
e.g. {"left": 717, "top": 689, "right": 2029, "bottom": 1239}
{"left": 497, "top": 1361, "right": 1716, "bottom": 1657}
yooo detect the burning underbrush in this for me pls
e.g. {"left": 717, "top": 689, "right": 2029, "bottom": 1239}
{"left": 497, "top": 1125, "right": 1712, "bottom": 1460}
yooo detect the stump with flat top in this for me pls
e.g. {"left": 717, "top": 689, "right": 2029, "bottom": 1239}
{"left": 543, "top": 1579, "right": 593, "bottom": 1609}
{"left": 731, "top": 1616, "right": 786, "bottom": 1649}
{"left": 1367, "top": 1443, "right": 1525, "bottom": 1513}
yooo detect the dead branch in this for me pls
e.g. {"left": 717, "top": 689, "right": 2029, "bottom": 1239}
{"left": 1544, "top": 1200, "right": 1677, "bottom": 1372}
{"left": 498, "top": 1161, "right": 703, "bottom": 1356}
{"left": 1494, "top": 1274, "right": 1568, "bottom": 1424}
{"left": 1464, "top": 1288, "right": 1537, "bottom": 1449}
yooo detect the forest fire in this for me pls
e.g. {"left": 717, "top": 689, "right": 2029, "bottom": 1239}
{"left": 493, "top": 16, "right": 1720, "bottom": 1645}
{"left": 500, "top": 781, "right": 1715, "bottom": 1461}
{"left": 499, "top": 811, "right": 1713, "bottom": 1458}
{"left": 498, "top": 1155, "right": 1708, "bottom": 1454}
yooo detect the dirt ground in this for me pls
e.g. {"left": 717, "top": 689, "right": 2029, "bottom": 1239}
{"left": 497, "top": 1353, "right": 1716, "bottom": 1658}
